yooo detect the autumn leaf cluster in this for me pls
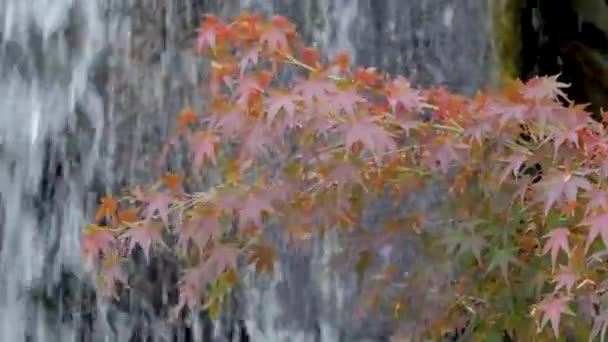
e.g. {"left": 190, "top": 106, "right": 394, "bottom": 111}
{"left": 82, "top": 12, "right": 608, "bottom": 340}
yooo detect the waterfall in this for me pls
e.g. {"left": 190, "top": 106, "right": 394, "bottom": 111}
{"left": 0, "top": 0, "right": 498, "bottom": 341}
{"left": 0, "top": 0, "right": 105, "bottom": 340}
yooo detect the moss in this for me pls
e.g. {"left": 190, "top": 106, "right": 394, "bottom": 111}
{"left": 490, "top": 0, "right": 522, "bottom": 86}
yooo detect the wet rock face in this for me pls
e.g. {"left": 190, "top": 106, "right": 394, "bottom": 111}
{"left": 521, "top": 0, "right": 608, "bottom": 120}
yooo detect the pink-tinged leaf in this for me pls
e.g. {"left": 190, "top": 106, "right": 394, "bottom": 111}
{"left": 552, "top": 266, "right": 577, "bottom": 295}
{"left": 463, "top": 120, "right": 493, "bottom": 145}
{"left": 537, "top": 295, "right": 575, "bottom": 338}
{"left": 426, "top": 140, "right": 469, "bottom": 174}
{"left": 547, "top": 124, "right": 585, "bottom": 157}
{"left": 498, "top": 154, "right": 529, "bottom": 185}
{"left": 239, "top": 123, "right": 277, "bottom": 167}
{"left": 577, "top": 292, "right": 600, "bottom": 320}
{"left": 203, "top": 244, "right": 239, "bottom": 277}
{"left": 599, "top": 160, "right": 608, "bottom": 179}
{"left": 327, "top": 88, "right": 367, "bottom": 116}
{"left": 293, "top": 78, "right": 338, "bottom": 110}
{"left": 580, "top": 213, "right": 608, "bottom": 251}
{"left": 196, "top": 24, "right": 218, "bottom": 54}
{"left": 82, "top": 225, "right": 116, "bottom": 257}
{"left": 239, "top": 46, "right": 261, "bottom": 74}
{"left": 265, "top": 92, "right": 302, "bottom": 127}
{"left": 521, "top": 74, "right": 569, "bottom": 102}
{"left": 261, "top": 182, "right": 293, "bottom": 203}
{"left": 485, "top": 99, "right": 529, "bottom": 128}
{"left": 535, "top": 172, "right": 591, "bottom": 216}
{"left": 190, "top": 131, "right": 219, "bottom": 171}
{"left": 143, "top": 192, "right": 172, "bottom": 224}
{"left": 542, "top": 228, "right": 570, "bottom": 271}
{"left": 260, "top": 27, "right": 289, "bottom": 53}
{"left": 342, "top": 116, "right": 397, "bottom": 165}
{"left": 172, "top": 266, "right": 206, "bottom": 319}
{"left": 97, "top": 252, "right": 128, "bottom": 299}
{"left": 585, "top": 189, "right": 608, "bottom": 215}
{"left": 217, "top": 192, "right": 241, "bottom": 213}
{"left": 233, "top": 75, "right": 263, "bottom": 106}
{"left": 120, "top": 221, "right": 163, "bottom": 262}
{"left": 529, "top": 103, "right": 558, "bottom": 136}
{"left": 323, "top": 161, "right": 363, "bottom": 190}
{"left": 386, "top": 76, "right": 427, "bottom": 113}
{"left": 131, "top": 185, "right": 147, "bottom": 202}
{"left": 178, "top": 215, "right": 223, "bottom": 252}
{"left": 213, "top": 110, "right": 247, "bottom": 138}
{"left": 591, "top": 309, "right": 608, "bottom": 342}
{"left": 395, "top": 119, "right": 423, "bottom": 137}
{"left": 238, "top": 193, "right": 275, "bottom": 229}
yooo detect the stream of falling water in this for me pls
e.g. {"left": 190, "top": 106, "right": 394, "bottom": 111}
{"left": 0, "top": 0, "right": 106, "bottom": 341}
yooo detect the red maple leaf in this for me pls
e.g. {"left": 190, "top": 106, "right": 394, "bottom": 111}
{"left": 537, "top": 295, "right": 574, "bottom": 338}
{"left": 189, "top": 131, "right": 219, "bottom": 171}
{"left": 142, "top": 192, "right": 172, "bottom": 225}
{"left": 120, "top": 221, "right": 163, "bottom": 262}
{"left": 535, "top": 172, "right": 591, "bottom": 216}
{"left": 342, "top": 116, "right": 397, "bottom": 165}
{"left": 542, "top": 227, "right": 570, "bottom": 271}
{"left": 299, "top": 45, "right": 320, "bottom": 68}
{"left": 580, "top": 213, "right": 608, "bottom": 251}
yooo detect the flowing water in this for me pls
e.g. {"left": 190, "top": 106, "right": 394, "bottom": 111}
{"left": 0, "top": 1, "right": 498, "bottom": 341}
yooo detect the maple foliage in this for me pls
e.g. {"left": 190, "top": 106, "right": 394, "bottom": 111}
{"left": 82, "top": 12, "right": 608, "bottom": 340}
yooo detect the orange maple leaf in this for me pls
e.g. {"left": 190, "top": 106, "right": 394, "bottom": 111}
{"left": 95, "top": 196, "right": 118, "bottom": 224}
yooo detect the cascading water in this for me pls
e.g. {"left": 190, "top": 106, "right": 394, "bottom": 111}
{"left": 0, "top": 0, "right": 106, "bottom": 340}
{"left": 0, "top": 0, "right": 499, "bottom": 341}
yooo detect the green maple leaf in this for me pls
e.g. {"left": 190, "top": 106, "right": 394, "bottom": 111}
{"left": 442, "top": 220, "right": 488, "bottom": 263}
{"left": 487, "top": 245, "right": 519, "bottom": 281}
